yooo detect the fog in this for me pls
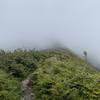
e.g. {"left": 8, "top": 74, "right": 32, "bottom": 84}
{"left": 0, "top": 0, "right": 100, "bottom": 69}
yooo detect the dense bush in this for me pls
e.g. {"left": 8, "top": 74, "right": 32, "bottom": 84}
{"left": 32, "top": 55, "right": 100, "bottom": 100}
{"left": 0, "top": 70, "right": 20, "bottom": 100}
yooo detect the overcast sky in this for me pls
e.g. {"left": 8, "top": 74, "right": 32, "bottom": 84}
{"left": 0, "top": 0, "right": 100, "bottom": 68}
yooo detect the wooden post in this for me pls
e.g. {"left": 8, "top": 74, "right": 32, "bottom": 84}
{"left": 83, "top": 51, "right": 87, "bottom": 63}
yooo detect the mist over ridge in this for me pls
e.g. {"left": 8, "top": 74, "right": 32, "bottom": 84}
{"left": 0, "top": 0, "right": 100, "bottom": 69}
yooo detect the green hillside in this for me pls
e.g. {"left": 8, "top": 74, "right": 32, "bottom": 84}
{"left": 0, "top": 48, "right": 99, "bottom": 100}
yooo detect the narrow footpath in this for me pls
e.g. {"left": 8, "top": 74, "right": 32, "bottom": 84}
{"left": 21, "top": 76, "right": 34, "bottom": 100}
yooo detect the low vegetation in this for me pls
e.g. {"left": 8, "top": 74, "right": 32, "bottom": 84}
{"left": 0, "top": 48, "right": 99, "bottom": 100}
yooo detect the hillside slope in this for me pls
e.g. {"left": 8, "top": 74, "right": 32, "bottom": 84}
{"left": 32, "top": 49, "right": 100, "bottom": 100}
{"left": 0, "top": 48, "right": 99, "bottom": 100}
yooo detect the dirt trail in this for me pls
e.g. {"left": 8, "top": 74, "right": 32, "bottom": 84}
{"left": 21, "top": 76, "right": 34, "bottom": 100}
